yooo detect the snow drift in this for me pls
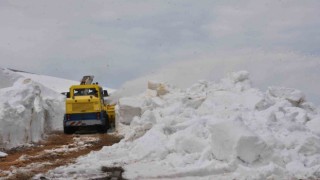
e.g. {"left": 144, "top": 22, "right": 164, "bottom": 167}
{"left": 43, "top": 71, "right": 320, "bottom": 179}
{"left": 0, "top": 68, "right": 65, "bottom": 150}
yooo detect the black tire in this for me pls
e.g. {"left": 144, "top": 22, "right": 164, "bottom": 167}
{"left": 64, "top": 126, "right": 75, "bottom": 134}
{"left": 97, "top": 114, "right": 109, "bottom": 133}
{"left": 105, "top": 114, "right": 110, "bottom": 131}
{"left": 97, "top": 125, "right": 107, "bottom": 133}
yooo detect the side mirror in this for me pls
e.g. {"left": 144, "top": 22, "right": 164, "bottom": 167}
{"left": 66, "top": 92, "right": 70, "bottom": 98}
{"left": 103, "top": 90, "right": 109, "bottom": 97}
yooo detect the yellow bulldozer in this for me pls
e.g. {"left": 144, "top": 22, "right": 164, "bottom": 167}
{"left": 63, "top": 76, "right": 115, "bottom": 134}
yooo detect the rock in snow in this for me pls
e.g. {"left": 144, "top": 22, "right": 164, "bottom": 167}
{"left": 41, "top": 71, "right": 320, "bottom": 180}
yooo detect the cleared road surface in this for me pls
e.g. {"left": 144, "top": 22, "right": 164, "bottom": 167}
{"left": 0, "top": 131, "right": 121, "bottom": 180}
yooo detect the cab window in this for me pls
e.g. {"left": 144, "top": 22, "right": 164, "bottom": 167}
{"left": 73, "top": 88, "right": 98, "bottom": 97}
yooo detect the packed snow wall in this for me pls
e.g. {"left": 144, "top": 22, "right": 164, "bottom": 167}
{"left": 0, "top": 68, "right": 65, "bottom": 149}
{"left": 44, "top": 71, "right": 320, "bottom": 179}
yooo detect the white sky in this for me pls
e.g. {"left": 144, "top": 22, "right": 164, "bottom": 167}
{"left": 1, "top": 0, "right": 320, "bottom": 103}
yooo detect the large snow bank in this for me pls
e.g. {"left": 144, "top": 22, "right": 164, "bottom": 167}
{"left": 17, "top": 71, "right": 116, "bottom": 94}
{"left": 43, "top": 71, "right": 320, "bottom": 179}
{"left": 0, "top": 68, "right": 65, "bottom": 149}
{"left": 16, "top": 71, "right": 79, "bottom": 93}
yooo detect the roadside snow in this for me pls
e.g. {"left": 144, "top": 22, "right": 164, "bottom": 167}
{"left": 0, "top": 68, "right": 65, "bottom": 149}
{"left": 42, "top": 71, "right": 320, "bottom": 179}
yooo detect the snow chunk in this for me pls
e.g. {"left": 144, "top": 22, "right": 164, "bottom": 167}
{"left": 306, "top": 118, "right": 320, "bottom": 136}
{"left": 230, "top": 71, "right": 250, "bottom": 82}
{"left": 210, "top": 120, "right": 269, "bottom": 163}
{"left": 148, "top": 81, "right": 169, "bottom": 96}
{"left": 125, "top": 110, "right": 157, "bottom": 141}
{"left": 298, "top": 137, "right": 320, "bottom": 156}
{"left": 117, "top": 97, "right": 143, "bottom": 125}
{"left": 0, "top": 151, "right": 7, "bottom": 157}
{"left": 220, "top": 71, "right": 252, "bottom": 91}
{"left": 268, "top": 87, "right": 305, "bottom": 105}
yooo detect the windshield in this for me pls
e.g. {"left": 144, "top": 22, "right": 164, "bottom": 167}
{"left": 73, "top": 88, "right": 98, "bottom": 97}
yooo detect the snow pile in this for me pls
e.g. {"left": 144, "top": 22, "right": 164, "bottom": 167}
{"left": 44, "top": 71, "right": 320, "bottom": 179}
{"left": 0, "top": 68, "right": 65, "bottom": 149}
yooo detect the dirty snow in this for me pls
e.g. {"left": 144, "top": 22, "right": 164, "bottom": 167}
{"left": 42, "top": 71, "right": 320, "bottom": 179}
{"left": 0, "top": 68, "right": 65, "bottom": 149}
{"left": 1, "top": 135, "right": 102, "bottom": 179}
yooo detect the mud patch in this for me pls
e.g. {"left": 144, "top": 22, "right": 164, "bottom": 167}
{"left": 0, "top": 132, "right": 121, "bottom": 179}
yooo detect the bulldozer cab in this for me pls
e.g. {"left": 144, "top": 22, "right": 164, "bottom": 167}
{"left": 61, "top": 76, "right": 109, "bottom": 98}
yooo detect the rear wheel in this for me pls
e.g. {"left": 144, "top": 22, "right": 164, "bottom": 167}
{"left": 97, "top": 125, "right": 107, "bottom": 133}
{"left": 97, "top": 114, "right": 109, "bottom": 133}
{"left": 64, "top": 126, "right": 75, "bottom": 134}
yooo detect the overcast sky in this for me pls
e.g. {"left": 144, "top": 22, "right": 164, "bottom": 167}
{"left": 1, "top": 0, "right": 320, "bottom": 103}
